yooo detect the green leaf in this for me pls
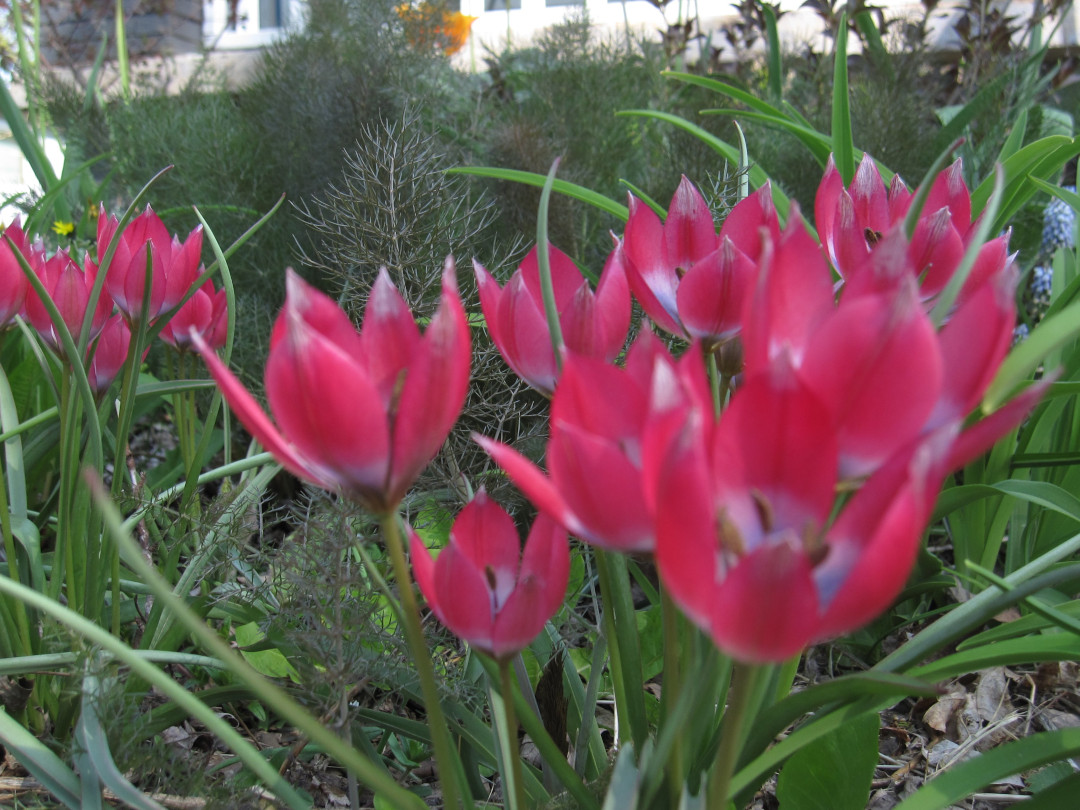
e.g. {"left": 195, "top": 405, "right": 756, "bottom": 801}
{"left": 743, "top": 672, "right": 940, "bottom": 764}
{"left": 984, "top": 301, "right": 1080, "bottom": 410}
{"left": 1027, "top": 769, "right": 1080, "bottom": 809}
{"left": 0, "top": 708, "right": 82, "bottom": 808}
{"left": 894, "top": 728, "right": 1080, "bottom": 810}
{"left": 776, "top": 710, "right": 878, "bottom": 810}
{"left": 933, "top": 480, "right": 1080, "bottom": 524}
{"left": 77, "top": 673, "right": 166, "bottom": 810}
{"left": 235, "top": 622, "right": 301, "bottom": 682}
{"left": 601, "top": 745, "right": 640, "bottom": 810}
{"left": 615, "top": 109, "right": 794, "bottom": 224}
{"left": 910, "top": 634, "right": 1080, "bottom": 682}
{"left": 831, "top": 13, "right": 854, "bottom": 185}
{"left": 447, "top": 166, "right": 628, "bottom": 221}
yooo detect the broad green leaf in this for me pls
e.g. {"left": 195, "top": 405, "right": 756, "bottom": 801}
{"left": 1027, "top": 769, "right": 1080, "bottom": 809}
{"left": 234, "top": 622, "right": 301, "bottom": 683}
{"left": 744, "top": 672, "right": 939, "bottom": 763}
{"left": 933, "top": 480, "right": 1080, "bottom": 524}
{"left": 958, "top": 599, "right": 1080, "bottom": 649}
{"left": 776, "top": 710, "right": 878, "bottom": 810}
{"left": 78, "top": 673, "right": 166, "bottom": 810}
{"left": 894, "top": 728, "right": 1080, "bottom": 810}
{"left": 984, "top": 302, "right": 1080, "bottom": 410}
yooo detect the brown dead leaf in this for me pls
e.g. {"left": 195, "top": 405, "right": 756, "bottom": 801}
{"left": 974, "top": 667, "right": 1014, "bottom": 725}
{"left": 992, "top": 606, "right": 1022, "bottom": 623}
{"left": 922, "top": 690, "right": 967, "bottom": 734}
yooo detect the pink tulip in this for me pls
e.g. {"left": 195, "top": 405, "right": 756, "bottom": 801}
{"left": 477, "top": 330, "right": 707, "bottom": 553}
{"left": 23, "top": 250, "right": 112, "bottom": 357}
{"left": 98, "top": 205, "right": 203, "bottom": 323}
{"left": 816, "top": 154, "right": 988, "bottom": 299}
{"left": 1, "top": 220, "right": 34, "bottom": 329}
{"left": 652, "top": 356, "right": 949, "bottom": 662}
{"left": 409, "top": 490, "right": 569, "bottom": 660}
{"left": 160, "top": 279, "right": 228, "bottom": 352}
{"left": 193, "top": 261, "right": 470, "bottom": 515}
{"left": 86, "top": 315, "right": 133, "bottom": 398}
{"left": 475, "top": 243, "right": 630, "bottom": 397}
{"left": 614, "top": 178, "right": 770, "bottom": 346}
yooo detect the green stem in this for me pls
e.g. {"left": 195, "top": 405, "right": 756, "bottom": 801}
{"left": 708, "top": 663, "right": 762, "bottom": 810}
{"left": 660, "top": 586, "right": 684, "bottom": 796}
{"left": 493, "top": 657, "right": 526, "bottom": 810}
{"left": 537, "top": 158, "right": 565, "bottom": 371}
{"left": 595, "top": 550, "right": 648, "bottom": 753}
{"left": 380, "top": 513, "right": 464, "bottom": 810}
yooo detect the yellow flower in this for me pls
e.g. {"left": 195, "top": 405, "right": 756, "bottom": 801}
{"left": 52, "top": 221, "right": 75, "bottom": 236}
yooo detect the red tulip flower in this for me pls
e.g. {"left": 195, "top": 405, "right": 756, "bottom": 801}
{"left": 816, "top": 154, "right": 988, "bottom": 299}
{"left": 614, "top": 178, "right": 771, "bottom": 347}
{"left": 477, "top": 330, "right": 707, "bottom": 553}
{"left": 24, "top": 250, "right": 112, "bottom": 357}
{"left": 1, "top": 220, "right": 34, "bottom": 329}
{"left": 409, "top": 490, "right": 569, "bottom": 660}
{"left": 87, "top": 315, "right": 134, "bottom": 398}
{"left": 194, "top": 261, "right": 470, "bottom": 515}
{"left": 160, "top": 278, "right": 228, "bottom": 352}
{"left": 653, "top": 357, "right": 948, "bottom": 662}
{"left": 475, "top": 243, "right": 630, "bottom": 397}
{"left": 98, "top": 205, "right": 203, "bottom": 324}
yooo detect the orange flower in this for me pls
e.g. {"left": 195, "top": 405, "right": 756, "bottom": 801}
{"left": 397, "top": 2, "right": 476, "bottom": 56}
{"left": 440, "top": 11, "right": 477, "bottom": 55}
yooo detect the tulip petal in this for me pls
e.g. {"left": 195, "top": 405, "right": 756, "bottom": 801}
{"left": 360, "top": 268, "right": 423, "bottom": 407}
{"left": 450, "top": 492, "right": 522, "bottom": 602}
{"left": 266, "top": 308, "right": 391, "bottom": 497}
{"left": 192, "top": 330, "right": 336, "bottom": 491}
{"left": 549, "top": 421, "right": 654, "bottom": 551}
{"left": 434, "top": 542, "right": 496, "bottom": 651}
{"left": 709, "top": 540, "right": 821, "bottom": 662}
{"left": 474, "top": 434, "right": 583, "bottom": 538}
{"left": 390, "top": 259, "right": 471, "bottom": 504}
{"left": 677, "top": 240, "right": 753, "bottom": 344}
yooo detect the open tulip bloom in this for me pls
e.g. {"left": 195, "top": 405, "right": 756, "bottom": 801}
{"left": 193, "top": 260, "right": 470, "bottom": 516}
{"left": 409, "top": 489, "right": 570, "bottom": 661}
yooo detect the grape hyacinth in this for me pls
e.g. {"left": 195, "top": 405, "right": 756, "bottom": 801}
{"left": 1041, "top": 185, "right": 1076, "bottom": 255}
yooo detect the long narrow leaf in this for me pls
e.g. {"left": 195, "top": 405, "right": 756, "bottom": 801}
{"left": 893, "top": 728, "right": 1080, "bottom": 810}
{"left": 447, "top": 167, "right": 628, "bottom": 221}
{"left": 615, "top": 110, "right": 795, "bottom": 224}
{"left": 831, "top": 13, "right": 854, "bottom": 184}
{"left": 0, "top": 707, "right": 82, "bottom": 808}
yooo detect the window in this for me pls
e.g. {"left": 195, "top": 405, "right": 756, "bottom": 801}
{"left": 484, "top": 0, "right": 521, "bottom": 10}
{"left": 204, "top": 0, "right": 298, "bottom": 48}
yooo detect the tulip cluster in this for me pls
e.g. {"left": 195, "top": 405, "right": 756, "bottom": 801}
{"left": 2, "top": 206, "right": 225, "bottom": 398}
{"left": 192, "top": 156, "right": 1043, "bottom": 668}
{"left": 475, "top": 156, "right": 1043, "bottom": 663}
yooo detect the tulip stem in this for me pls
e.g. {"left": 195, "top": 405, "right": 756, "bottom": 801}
{"left": 706, "top": 352, "right": 723, "bottom": 416}
{"left": 492, "top": 657, "right": 526, "bottom": 810}
{"left": 660, "top": 586, "right": 685, "bottom": 802}
{"left": 708, "top": 662, "right": 761, "bottom": 810}
{"left": 537, "top": 158, "right": 565, "bottom": 370}
{"left": 380, "top": 512, "right": 465, "bottom": 810}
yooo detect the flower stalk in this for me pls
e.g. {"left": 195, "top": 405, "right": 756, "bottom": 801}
{"left": 380, "top": 511, "right": 465, "bottom": 810}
